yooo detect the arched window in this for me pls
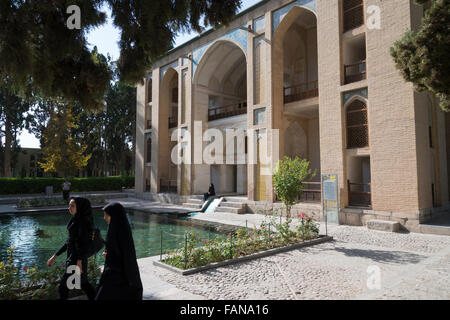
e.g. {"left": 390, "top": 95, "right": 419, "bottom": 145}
{"left": 147, "top": 78, "right": 152, "bottom": 103}
{"left": 346, "top": 99, "right": 368, "bottom": 149}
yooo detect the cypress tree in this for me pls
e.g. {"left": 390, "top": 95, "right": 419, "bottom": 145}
{"left": 391, "top": 0, "right": 450, "bottom": 111}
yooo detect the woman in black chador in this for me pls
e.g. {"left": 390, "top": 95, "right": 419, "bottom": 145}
{"left": 95, "top": 202, "right": 143, "bottom": 300}
{"left": 47, "top": 197, "right": 97, "bottom": 300}
{"left": 203, "top": 183, "right": 216, "bottom": 202}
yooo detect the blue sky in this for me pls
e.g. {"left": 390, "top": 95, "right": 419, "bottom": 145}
{"left": 17, "top": 0, "right": 261, "bottom": 148}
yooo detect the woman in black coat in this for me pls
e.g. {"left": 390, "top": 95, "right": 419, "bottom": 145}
{"left": 203, "top": 183, "right": 216, "bottom": 202}
{"left": 47, "top": 197, "right": 97, "bottom": 300}
{"left": 95, "top": 202, "right": 143, "bottom": 300}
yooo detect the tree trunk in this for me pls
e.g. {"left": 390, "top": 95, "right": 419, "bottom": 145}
{"left": 4, "top": 117, "right": 11, "bottom": 177}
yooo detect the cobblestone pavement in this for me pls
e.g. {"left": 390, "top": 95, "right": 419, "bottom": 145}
{"left": 151, "top": 223, "right": 450, "bottom": 300}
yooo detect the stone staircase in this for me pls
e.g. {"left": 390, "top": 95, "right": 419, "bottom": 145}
{"left": 214, "top": 196, "right": 247, "bottom": 214}
{"left": 182, "top": 195, "right": 204, "bottom": 211}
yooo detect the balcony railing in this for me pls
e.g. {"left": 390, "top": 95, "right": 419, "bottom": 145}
{"left": 160, "top": 179, "right": 177, "bottom": 194}
{"left": 274, "top": 181, "right": 322, "bottom": 203}
{"left": 284, "top": 80, "right": 319, "bottom": 104}
{"left": 343, "top": 0, "right": 364, "bottom": 33}
{"left": 299, "top": 182, "right": 321, "bottom": 203}
{"left": 344, "top": 60, "right": 366, "bottom": 84}
{"left": 168, "top": 116, "right": 178, "bottom": 129}
{"left": 348, "top": 180, "right": 371, "bottom": 207}
{"left": 208, "top": 101, "right": 247, "bottom": 121}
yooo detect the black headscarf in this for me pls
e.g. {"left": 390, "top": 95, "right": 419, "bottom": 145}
{"left": 209, "top": 184, "right": 215, "bottom": 195}
{"left": 103, "top": 202, "right": 132, "bottom": 243}
{"left": 102, "top": 202, "right": 142, "bottom": 290}
{"left": 68, "top": 197, "right": 94, "bottom": 229}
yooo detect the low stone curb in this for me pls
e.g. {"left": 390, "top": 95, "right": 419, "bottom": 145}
{"left": 153, "top": 235, "right": 333, "bottom": 275}
{"left": 1, "top": 205, "right": 106, "bottom": 215}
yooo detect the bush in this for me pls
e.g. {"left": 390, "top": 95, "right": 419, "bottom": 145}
{"left": 162, "top": 210, "right": 320, "bottom": 270}
{"left": 273, "top": 157, "right": 316, "bottom": 219}
{"left": 0, "top": 176, "right": 135, "bottom": 195}
{"left": 0, "top": 247, "right": 102, "bottom": 300}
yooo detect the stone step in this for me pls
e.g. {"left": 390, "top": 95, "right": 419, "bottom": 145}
{"left": 190, "top": 195, "right": 204, "bottom": 200}
{"left": 366, "top": 220, "right": 400, "bottom": 233}
{"left": 218, "top": 202, "right": 244, "bottom": 208}
{"left": 223, "top": 197, "right": 247, "bottom": 203}
{"left": 187, "top": 199, "right": 203, "bottom": 204}
{"left": 182, "top": 203, "right": 202, "bottom": 209}
{"left": 419, "top": 224, "right": 450, "bottom": 236}
{"left": 215, "top": 206, "right": 245, "bottom": 214}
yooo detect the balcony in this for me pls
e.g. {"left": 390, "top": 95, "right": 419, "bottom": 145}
{"left": 344, "top": 60, "right": 366, "bottom": 84}
{"left": 284, "top": 80, "right": 319, "bottom": 104}
{"left": 146, "top": 119, "right": 152, "bottom": 130}
{"left": 275, "top": 181, "right": 322, "bottom": 204}
{"left": 208, "top": 101, "right": 247, "bottom": 121}
{"left": 348, "top": 180, "right": 371, "bottom": 207}
{"left": 343, "top": 0, "right": 364, "bottom": 33}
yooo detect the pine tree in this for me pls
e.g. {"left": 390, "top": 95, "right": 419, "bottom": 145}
{"left": 0, "top": 0, "right": 242, "bottom": 110}
{"left": 390, "top": 0, "right": 450, "bottom": 111}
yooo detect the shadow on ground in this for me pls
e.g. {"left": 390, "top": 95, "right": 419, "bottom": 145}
{"left": 332, "top": 246, "right": 426, "bottom": 265}
{"left": 293, "top": 241, "right": 427, "bottom": 265}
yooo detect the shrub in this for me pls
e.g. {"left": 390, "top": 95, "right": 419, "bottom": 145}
{"left": 0, "top": 247, "right": 102, "bottom": 300}
{"left": 0, "top": 176, "right": 135, "bottom": 195}
{"left": 273, "top": 157, "right": 316, "bottom": 219}
{"left": 163, "top": 210, "right": 321, "bottom": 270}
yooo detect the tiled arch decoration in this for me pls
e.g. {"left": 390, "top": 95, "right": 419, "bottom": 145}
{"left": 343, "top": 88, "right": 368, "bottom": 105}
{"left": 160, "top": 60, "right": 179, "bottom": 82}
{"left": 192, "top": 25, "right": 248, "bottom": 77}
{"left": 272, "top": 0, "right": 317, "bottom": 33}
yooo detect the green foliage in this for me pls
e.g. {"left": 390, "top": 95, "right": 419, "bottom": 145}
{"left": 391, "top": 0, "right": 450, "bottom": 111}
{"left": 0, "top": 0, "right": 241, "bottom": 107}
{"left": 38, "top": 102, "right": 92, "bottom": 176}
{"left": 102, "top": 82, "right": 136, "bottom": 173}
{"left": 273, "top": 157, "right": 316, "bottom": 219}
{"left": 295, "top": 212, "right": 320, "bottom": 240}
{"left": 0, "top": 87, "right": 32, "bottom": 177}
{"left": 163, "top": 209, "right": 320, "bottom": 270}
{"left": 0, "top": 176, "right": 134, "bottom": 195}
{"left": 0, "top": 247, "right": 102, "bottom": 300}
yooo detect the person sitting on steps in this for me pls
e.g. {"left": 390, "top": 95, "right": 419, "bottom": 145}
{"left": 203, "top": 183, "right": 216, "bottom": 202}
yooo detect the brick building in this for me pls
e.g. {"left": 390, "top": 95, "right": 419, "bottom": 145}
{"left": 135, "top": 0, "right": 449, "bottom": 232}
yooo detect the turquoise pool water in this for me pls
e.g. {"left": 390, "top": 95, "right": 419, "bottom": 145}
{"left": 0, "top": 210, "right": 227, "bottom": 273}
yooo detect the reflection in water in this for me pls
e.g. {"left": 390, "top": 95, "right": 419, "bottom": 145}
{"left": 0, "top": 210, "right": 226, "bottom": 273}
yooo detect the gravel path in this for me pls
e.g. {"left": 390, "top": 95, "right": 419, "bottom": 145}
{"left": 152, "top": 224, "right": 450, "bottom": 300}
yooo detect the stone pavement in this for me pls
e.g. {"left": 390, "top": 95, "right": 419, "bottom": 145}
{"left": 4, "top": 197, "right": 450, "bottom": 300}
{"left": 117, "top": 198, "right": 450, "bottom": 300}
{"left": 151, "top": 223, "right": 450, "bottom": 300}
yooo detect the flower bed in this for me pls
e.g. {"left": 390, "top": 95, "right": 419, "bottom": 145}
{"left": 155, "top": 212, "right": 332, "bottom": 275}
{"left": 0, "top": 247, "right": 102, "bottom": 300}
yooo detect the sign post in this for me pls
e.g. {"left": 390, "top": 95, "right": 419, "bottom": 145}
{"left": 321, "top": 174, "right": 339, "bottom": 236}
